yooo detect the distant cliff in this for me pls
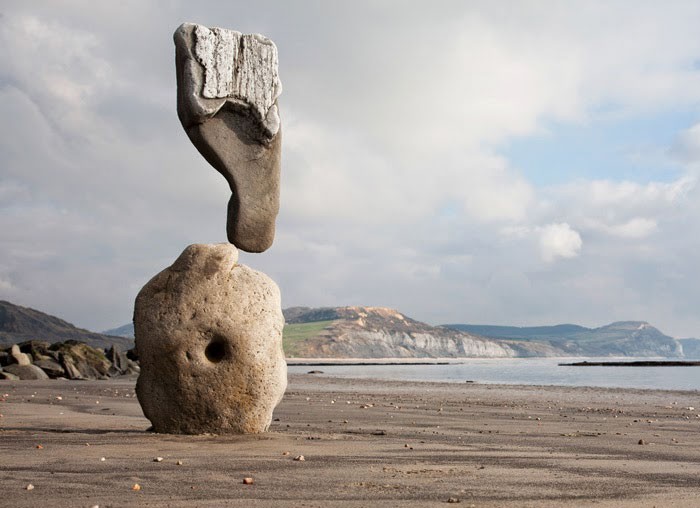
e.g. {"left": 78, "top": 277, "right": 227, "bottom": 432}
{"left": 284, "top": 307, "right": 686, "bottom": 358}
{"left": 445, "top": 321, "right": 683, "bottom": 358}
{"left": 282, "top": 306, "right": 558, "bottom": 358}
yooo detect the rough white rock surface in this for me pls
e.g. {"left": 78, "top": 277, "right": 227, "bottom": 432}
{"left": 134, "top": 243, "right": 287, "bottom": 434}
{"left": 194, "top": 25, "right": 237, "bottom": 99}
{"left": 175, "top": 22, "right": 281, "bottom": 138}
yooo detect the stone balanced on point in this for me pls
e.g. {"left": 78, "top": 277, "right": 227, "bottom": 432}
{"left": 134, "top": 23, "right": 286, "bottom": 434}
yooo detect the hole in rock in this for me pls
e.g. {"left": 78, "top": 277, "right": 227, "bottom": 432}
{"left": 205, "top": 338, "right": 227, "bottom": 363}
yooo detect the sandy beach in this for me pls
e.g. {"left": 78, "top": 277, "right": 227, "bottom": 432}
{"left": 1, "top": 374, "right": 700, "bottom": 507}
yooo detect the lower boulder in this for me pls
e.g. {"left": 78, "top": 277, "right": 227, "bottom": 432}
{"left": 134, "top": 243, "right": 287, "bottom": 434}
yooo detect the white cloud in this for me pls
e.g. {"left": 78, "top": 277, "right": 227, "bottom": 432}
{"left": 585, "top": 178, "right": 693, "bottom": 208}
{"left": 588, "top": 217, "right": 658, "bottom": 239}
{"left": 538, "top": 223, "right": 583, "bottom": 262}
{"left": 0, "top": 15, "right": 117, "bottom": 134}
{"left": 540, "top": 177, "right": 695, "bottom": 243}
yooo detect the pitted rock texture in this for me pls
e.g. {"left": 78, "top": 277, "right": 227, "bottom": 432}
{"left": 134, "top": 243, "right": 287, "bottom": 434}
{"left": 174, "top": 23, "right": 282, "bottom": 253}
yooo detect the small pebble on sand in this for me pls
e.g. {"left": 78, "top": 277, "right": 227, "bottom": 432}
{"left": 25, "top": 484, "right": 34, "bottom": 491}
{"left": 447, "top": 497, "right": 460, "bottom": 503}
{"left": 294, "top": 455, "right": 305, "bottom": 461}
{"left": 154, "top": 457, "right": 163, "bottom": 462}
{"left": 243, "top": 477, "right": 254, "bottom": 485}
{"left": 176, "top": 460, "right": 183, "bottom": 466}
{"left": 100, "top": 457, "right": 106, "bottom": 462}
{"left": 132, "top": 484, "right": 141, "bottom": 491}
{"left": 282, "top": 451, "right": 290, "bottom": 456}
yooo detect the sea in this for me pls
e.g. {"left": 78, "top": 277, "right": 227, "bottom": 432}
{"left": 287, "top": 357, "right": 700, "bottom": 391}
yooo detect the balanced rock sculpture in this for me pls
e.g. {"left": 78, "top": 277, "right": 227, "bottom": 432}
{"left": 174, "top": 23, "right": 282, "bottom": 253}
{"left": 135, "top": 243, "right": 286, "bottom": 434}
{"left": 134, "top": 24, "right": 287, "bottom": 435}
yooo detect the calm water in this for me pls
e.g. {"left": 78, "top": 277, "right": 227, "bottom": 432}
{"left": 288, "top": 358, "right": 700, "bottom": 391}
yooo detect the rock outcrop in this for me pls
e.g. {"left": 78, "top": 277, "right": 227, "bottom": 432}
{"left": 51, "top": 341, "right": 113, "bottom": 380}
{"left": 0, "top": 340, "right": 138, "bottom": 380}
{"left": 134, "top": 243, "right": 286, "bottom": 434}
{"left": 174, "top": 23, "right": 282, "bottom": 253}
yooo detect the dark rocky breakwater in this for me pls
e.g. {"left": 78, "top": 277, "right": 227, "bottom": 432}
{"left": 561, "top": 360, "right": 700, "bottom": 367}
{"left": 0, "top": 340, "right": 138, "bottom": 380}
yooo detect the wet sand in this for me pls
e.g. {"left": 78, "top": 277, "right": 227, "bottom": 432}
{"left": 1, "top": 374, "right": 700, "bottom": 507}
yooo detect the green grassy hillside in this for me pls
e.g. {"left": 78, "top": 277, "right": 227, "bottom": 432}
{"left": 283, "top": 320, "right": 335, "bottom": 356}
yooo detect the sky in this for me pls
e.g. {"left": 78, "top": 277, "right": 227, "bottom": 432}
{"left": 2, "top": 1, "right": 700, "bottom": 338}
